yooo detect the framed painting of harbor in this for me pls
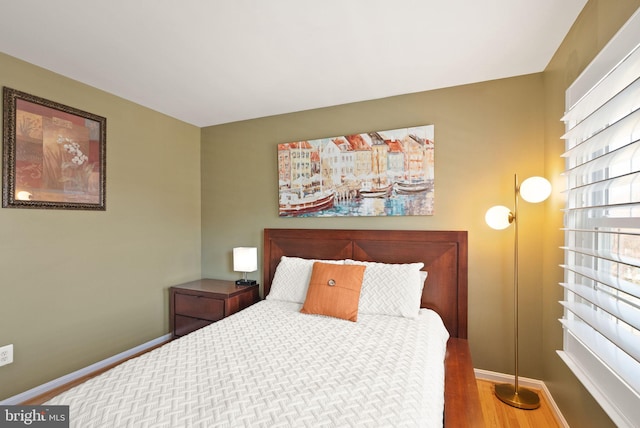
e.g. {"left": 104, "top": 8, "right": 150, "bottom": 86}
{"left": 2, "top": 87, "right": 106, "bottom": 210}
{"left": 277, "top": 125, "right": 434, "bottom": 217}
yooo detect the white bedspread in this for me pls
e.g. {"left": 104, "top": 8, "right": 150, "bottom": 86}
{"left": 46, "top": 300, "right": 450, "bottom": 427}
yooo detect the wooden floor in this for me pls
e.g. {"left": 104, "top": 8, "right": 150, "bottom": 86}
{"left": 478, "top": 379, "right": 562, "bottom": 427}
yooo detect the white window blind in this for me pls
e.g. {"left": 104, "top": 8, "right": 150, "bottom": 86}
{"left": 559, "top": 9, "right": 640, "bottom": 428}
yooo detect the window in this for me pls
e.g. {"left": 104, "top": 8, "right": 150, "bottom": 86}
{"left": 559, "top": 9, "right": 640, "bottom": 428}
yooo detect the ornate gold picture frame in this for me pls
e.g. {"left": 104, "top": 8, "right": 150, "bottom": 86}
{"left": 3, "top": 87, "right": 106, "bottom": 210}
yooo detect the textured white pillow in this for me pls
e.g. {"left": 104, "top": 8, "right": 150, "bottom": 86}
{"left": 346, "top": 260, "right": 426, "bottom": 319}
{"left": 266, "top": 256, "right": 344, "bottom": 303}
{"left": 420, "top": 270, "right": 428, "bottom": 287}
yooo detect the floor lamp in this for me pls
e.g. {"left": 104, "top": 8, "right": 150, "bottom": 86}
{"left": 485, "top": 173, "right": 551, "bottom": 410}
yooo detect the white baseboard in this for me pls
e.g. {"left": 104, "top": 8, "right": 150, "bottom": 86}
{"left": 475, "top": 368, "right": 570, "bottom": 428}
{"left": 1, "top": 334, "right": 172, "bottom": 405}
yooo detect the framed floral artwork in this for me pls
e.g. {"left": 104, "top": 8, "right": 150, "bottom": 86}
{"left": 2, "top": 87, "right": 106, "bottom": 210}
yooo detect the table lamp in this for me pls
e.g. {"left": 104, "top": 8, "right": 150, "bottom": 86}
{"left": 233, "top": 247, "right": 257, "bottom": 286}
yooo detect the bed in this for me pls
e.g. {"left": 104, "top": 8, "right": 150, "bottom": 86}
{"left": 44, "top": 228, "right": 483, "bottom": 427}
{"left": 262, "top": 229, "right": 482, "bottom": 427}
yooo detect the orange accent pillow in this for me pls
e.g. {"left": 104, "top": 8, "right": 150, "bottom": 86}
{"left": 300, "top": 262, "right": 366, "bottom": 322}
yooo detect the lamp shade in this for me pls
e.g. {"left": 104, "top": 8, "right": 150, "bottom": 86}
{"left": 233, "top": 247, "right": 257, "bottom": 272}
{"left": 485, "top": 205, "right": 513, "bottom": 230}
{"left": 519, "top": 176, "right": 552, "bottom": 203}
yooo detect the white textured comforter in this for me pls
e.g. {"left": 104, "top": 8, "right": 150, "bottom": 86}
{"left": 46, "top": 300, "right": 450, "bottom": 427}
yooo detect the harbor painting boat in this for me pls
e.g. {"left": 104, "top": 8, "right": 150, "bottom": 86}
{"left": 277, "top": 125, "right": 434, "bottom": 217}
{"left": 395, "top": 180, "right": 432, "bottom": 194}
{"left": 279, "top": 189, "right": 335, "bottom": 214}
{"left": 359, "top": 182, "right": 393, "bottom": 198}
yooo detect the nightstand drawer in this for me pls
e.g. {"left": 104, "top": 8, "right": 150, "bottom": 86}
{"left": 174, "top": 315, "right": 212, "bottom": 337}
{"left": 174, "top": 293, "right": 225, "bottom": 321}
{"left": 169, "top": 279, "right": 259, "bottom": 339}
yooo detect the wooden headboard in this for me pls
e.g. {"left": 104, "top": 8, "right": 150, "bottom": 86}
{"left": 263, "top": 229, "right": 468, "bottom": 339}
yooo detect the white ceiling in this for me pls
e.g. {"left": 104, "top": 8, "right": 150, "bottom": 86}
{"left": 0, "top": 0, "right": 587, "bottom": 127}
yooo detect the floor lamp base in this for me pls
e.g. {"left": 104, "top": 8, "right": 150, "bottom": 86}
{"left": 495, "top": 383, "right": 541, "bottom": 410}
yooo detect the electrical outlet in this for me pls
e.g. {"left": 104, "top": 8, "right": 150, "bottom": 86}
{"left": 0, "top": 344, "right": 13, "bottom": 366}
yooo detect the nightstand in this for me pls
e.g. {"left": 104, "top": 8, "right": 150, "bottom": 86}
{"left": 169, "top": 279, "right": 260, "bottom": 338}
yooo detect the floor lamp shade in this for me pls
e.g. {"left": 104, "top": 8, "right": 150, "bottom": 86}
{"left": 519, "top": 176, "right": 552, "bottom": 203}
{"left": 485, "top": 205, "right": 513, "bottom": 230}
{"left": 485, "top": 173, "right": 551, "bottom": 410}
{"left": 233, "top": 247, "right": 257, "bottom": 286}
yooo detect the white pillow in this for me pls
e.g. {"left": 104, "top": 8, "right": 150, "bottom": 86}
{"left": 420, "top": 270, "right": 428, "bottom": 287}
{"left": 345, "top": 259, "right": 426, "bottom": 319}
{"left": 266, "top": 256, "right": 344, "bottom": 303}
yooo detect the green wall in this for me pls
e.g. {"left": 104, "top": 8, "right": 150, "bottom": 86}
{"left": 541, "top": 1, "right": 640, "bottom": 427}
{"left": 0, "top": 53, "right": 202, "bottom": 399}
{"left": 202, "top": 74, "right": 549, "bottom": 379}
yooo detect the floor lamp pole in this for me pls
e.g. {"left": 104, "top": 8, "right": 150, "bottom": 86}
{"left": 494, "top": 173, "right": 541, "bottom": 410}
{"left": 514, "top": 173, "right": 520, "bottom": 393}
